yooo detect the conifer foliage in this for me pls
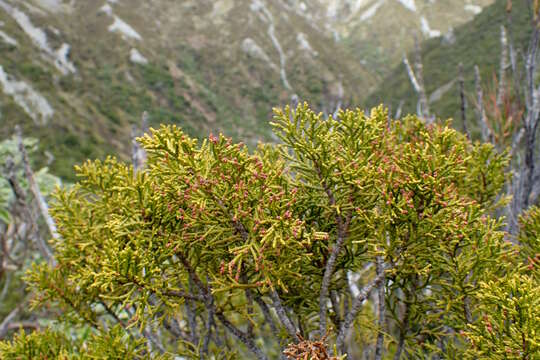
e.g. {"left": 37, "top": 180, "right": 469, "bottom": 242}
{"left": 0, "top": 104, "right": 535, "bottom": 359}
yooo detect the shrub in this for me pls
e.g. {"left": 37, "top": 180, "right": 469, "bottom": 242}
{"left": 1, "top": 104, "right": 523, "bottom": 359}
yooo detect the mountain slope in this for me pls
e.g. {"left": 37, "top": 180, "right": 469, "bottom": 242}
{"left": 367, "top": 0, "right": 531, "bottom": 133}
{"left": 302, "top": 0, "right": 495, "bottom": 76}
{"left": 0, "top": 0, "right": 374, "bottom": 179}
{"left": 0, "top": 0, "right": 496, "bottom": 180}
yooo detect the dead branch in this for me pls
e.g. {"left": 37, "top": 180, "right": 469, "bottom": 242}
{"left": 458, "top": 63, "right": 470, "bottom": 138}
{"left": 497, "top": 25, "right": 509, "bottom": 107}
{"left": 283, "top": 333, "right": 340, "bottom": 360}
{"left": 15, "top": 126, "right": 57, "bottom": 266}
{"left": 132, "top": 112, "right": 149, "bottom": 174}
{"left": 474, "top": 66, "right": 493, "bottom": 143}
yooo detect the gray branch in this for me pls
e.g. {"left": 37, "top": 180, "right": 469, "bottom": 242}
{"left": 497, "top": 25, "right": 509, "bottom": 107}
{"left": 374, "top": 256, "right": 386, "bottom": 360}
{"left": 15, "top": 127, "right": 56, "bottom": 266}
{"left": 336, "top": 269, "right": 387, "bottom": 354}
{"left": 270, "top": 290, "right": 299, "bottom": 341}
{"left": 474, "top": 66, "right": 493, "bottom": 143}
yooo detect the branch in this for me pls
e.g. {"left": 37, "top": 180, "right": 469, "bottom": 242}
{"left": 458, "top": 63, "right": 470, "bottom": 139}
{"left": 216, "top": 311, "right": 268, "bottom": 360}
{"left": 474, "top": 66, "right": 493, "bottom": 143}
{"left": 525, "top": 12, "right": 540, "bottom": 123}
{"left": 374, "top": 256, "right": 386, "bottom": 360}
{"left": 336, "top": 269, "right": 387, "bottom": 354}
{"left": 15, "top": 126, "right": 57, "bottom": 266}
{"left": 177, "top": 253, "right": 267, "bottom": 359}
{"left": 329, "top": 290, "right": 342, "bottom": 329}
{"left": 270, "top": 290, "right": 299, "bottom": 341}
{"left": 395, "top": 100, "right": 404, "bottom": 120}
{"left": 5, "top": 321, "right": 39, "bottom": 332}
{"left": 313, "top": 162, "right": 353, "bottom": 337}
{"left": 253, "top": 294, "right": 279, "bottom": 335}
{"left": 201, "top": 277, "right": 215, "bottom": 358}
{"left": 0, "top": 305, "right": 20, "bottom": 339}
{"left": 413, "top": 36, "right": 431, "bottom": 122}
{"left": 506, "top": 1, "right": 522, "bottom": 103}
{"left": 392, "top": 301, "right": 410, "bottom": 360}
{"left": 162, "top": 289, "right": 205, "bottom": 302}
{"left": 513, "top": 7, "right": 540, "bottom": 228}
{"left": 497, "top": 25, "right": 509, "bottom": 107}
{"left": 131, "top": 111, "right": 149, "bottom": 174}
{"left": 318, "top": 223, "right": 349, "bottom": 336}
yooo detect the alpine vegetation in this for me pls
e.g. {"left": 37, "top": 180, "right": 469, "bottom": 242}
{"left": 1, "top": 104, "right": 536, "bottom": 359}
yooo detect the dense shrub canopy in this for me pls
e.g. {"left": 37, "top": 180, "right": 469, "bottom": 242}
{"left": 0, "top": 104, "right": 537, "bottom": 359}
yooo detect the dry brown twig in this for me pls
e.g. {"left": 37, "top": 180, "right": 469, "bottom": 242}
{"left": 283, "top": 333, "right": 344, "bottom": 360}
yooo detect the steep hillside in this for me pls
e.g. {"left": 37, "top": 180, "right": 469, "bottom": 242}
{"left": 0, "top": 0, "right": 373, "bottom": 179}
{"left": 367, "top": 0, "right": 531, "bottom": 133}
{"left": 308, "top": 0, "right": 495, "bottom": 76}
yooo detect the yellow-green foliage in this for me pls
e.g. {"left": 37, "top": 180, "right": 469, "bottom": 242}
{"left": 463, "top": 207, "right": 539, "bottom": 359}
{"left": 0, "top": 325, "right": 171, "bottom": 360}
{"left": 1, "top": 104, "right": 525, "bottom": 358}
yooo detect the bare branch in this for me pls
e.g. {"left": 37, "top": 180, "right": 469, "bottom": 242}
{"left": 474, "top": 66, "right": 493, "bottom": 143}
{"left": 374, "top": 256, "right": 386, "bottom": 360}
{"left": 395, "top": 100, "right": 404, "bottom": 120}
{"left": 132, "top": 112, "right": 149, "bottom": 174}
{"left": 313, "top": 159, "right": 353, "bottom": 337}
{"left": 392, "top": 302, "right": 410, "bottom": 360}
{"left": 253, "top": 294, "right": 279, "bottom": 335}
{"left": 270, "top": 290, "right": 299, "bottom": 341}
{"left": 458, "top": 63, "right": 470, "bottom": 139}
{"left": 329, "top": 290, "right": 342, "bottom": 329}
{"left": 403, "top": 36, "right": 431, "bottom": 123}
{"left": 497, "top": 25, "right": 509, "bottom": 107}
{"left": 318, "top": 212, "right": 352, "bottom": 336}
{"left": 414, "top": 37, "right": 431, "bottom": 122}
{"left": 201, "top": 292, "right": 215, "bottom": 358}
{"left": 336, "top": 269, "right": 387, "bottom": 354}
{"left": 216, "top": 311, "right": 268, "bottom": 360}
{"left": 177, "top": 253, "right": 267, "bottom": 359}
{"left": 509, "top": 6, "right": 540, "bottom": 234}
{"left": 0, "top": 305, "right": 20, "bottom": 338}
{"left": 163, "top": 289, "right": 205, "bottom": 302}
{"left": 403, "top": 56, "right": 421, "bottom": 94}
{"left": 15, "top": 126, "right": 57, "bottom": 266}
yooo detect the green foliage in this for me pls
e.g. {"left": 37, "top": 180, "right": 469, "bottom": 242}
{"left": 464, "top": 273, "right": 539, "bottom": 359}
{"left": 519, "top": 206, "right": 540, "bottom": 277}
{"left": 0, "top": 326, "right": 171, "bottom": 359}
{"left": 0, "top": 328, "right": 75, "bottom": 359}
{"left": 462, "top": 206, "right": 540, "bottom": 359}
{"left": 1, "top": 104, "right": 528, "bottom": 358}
